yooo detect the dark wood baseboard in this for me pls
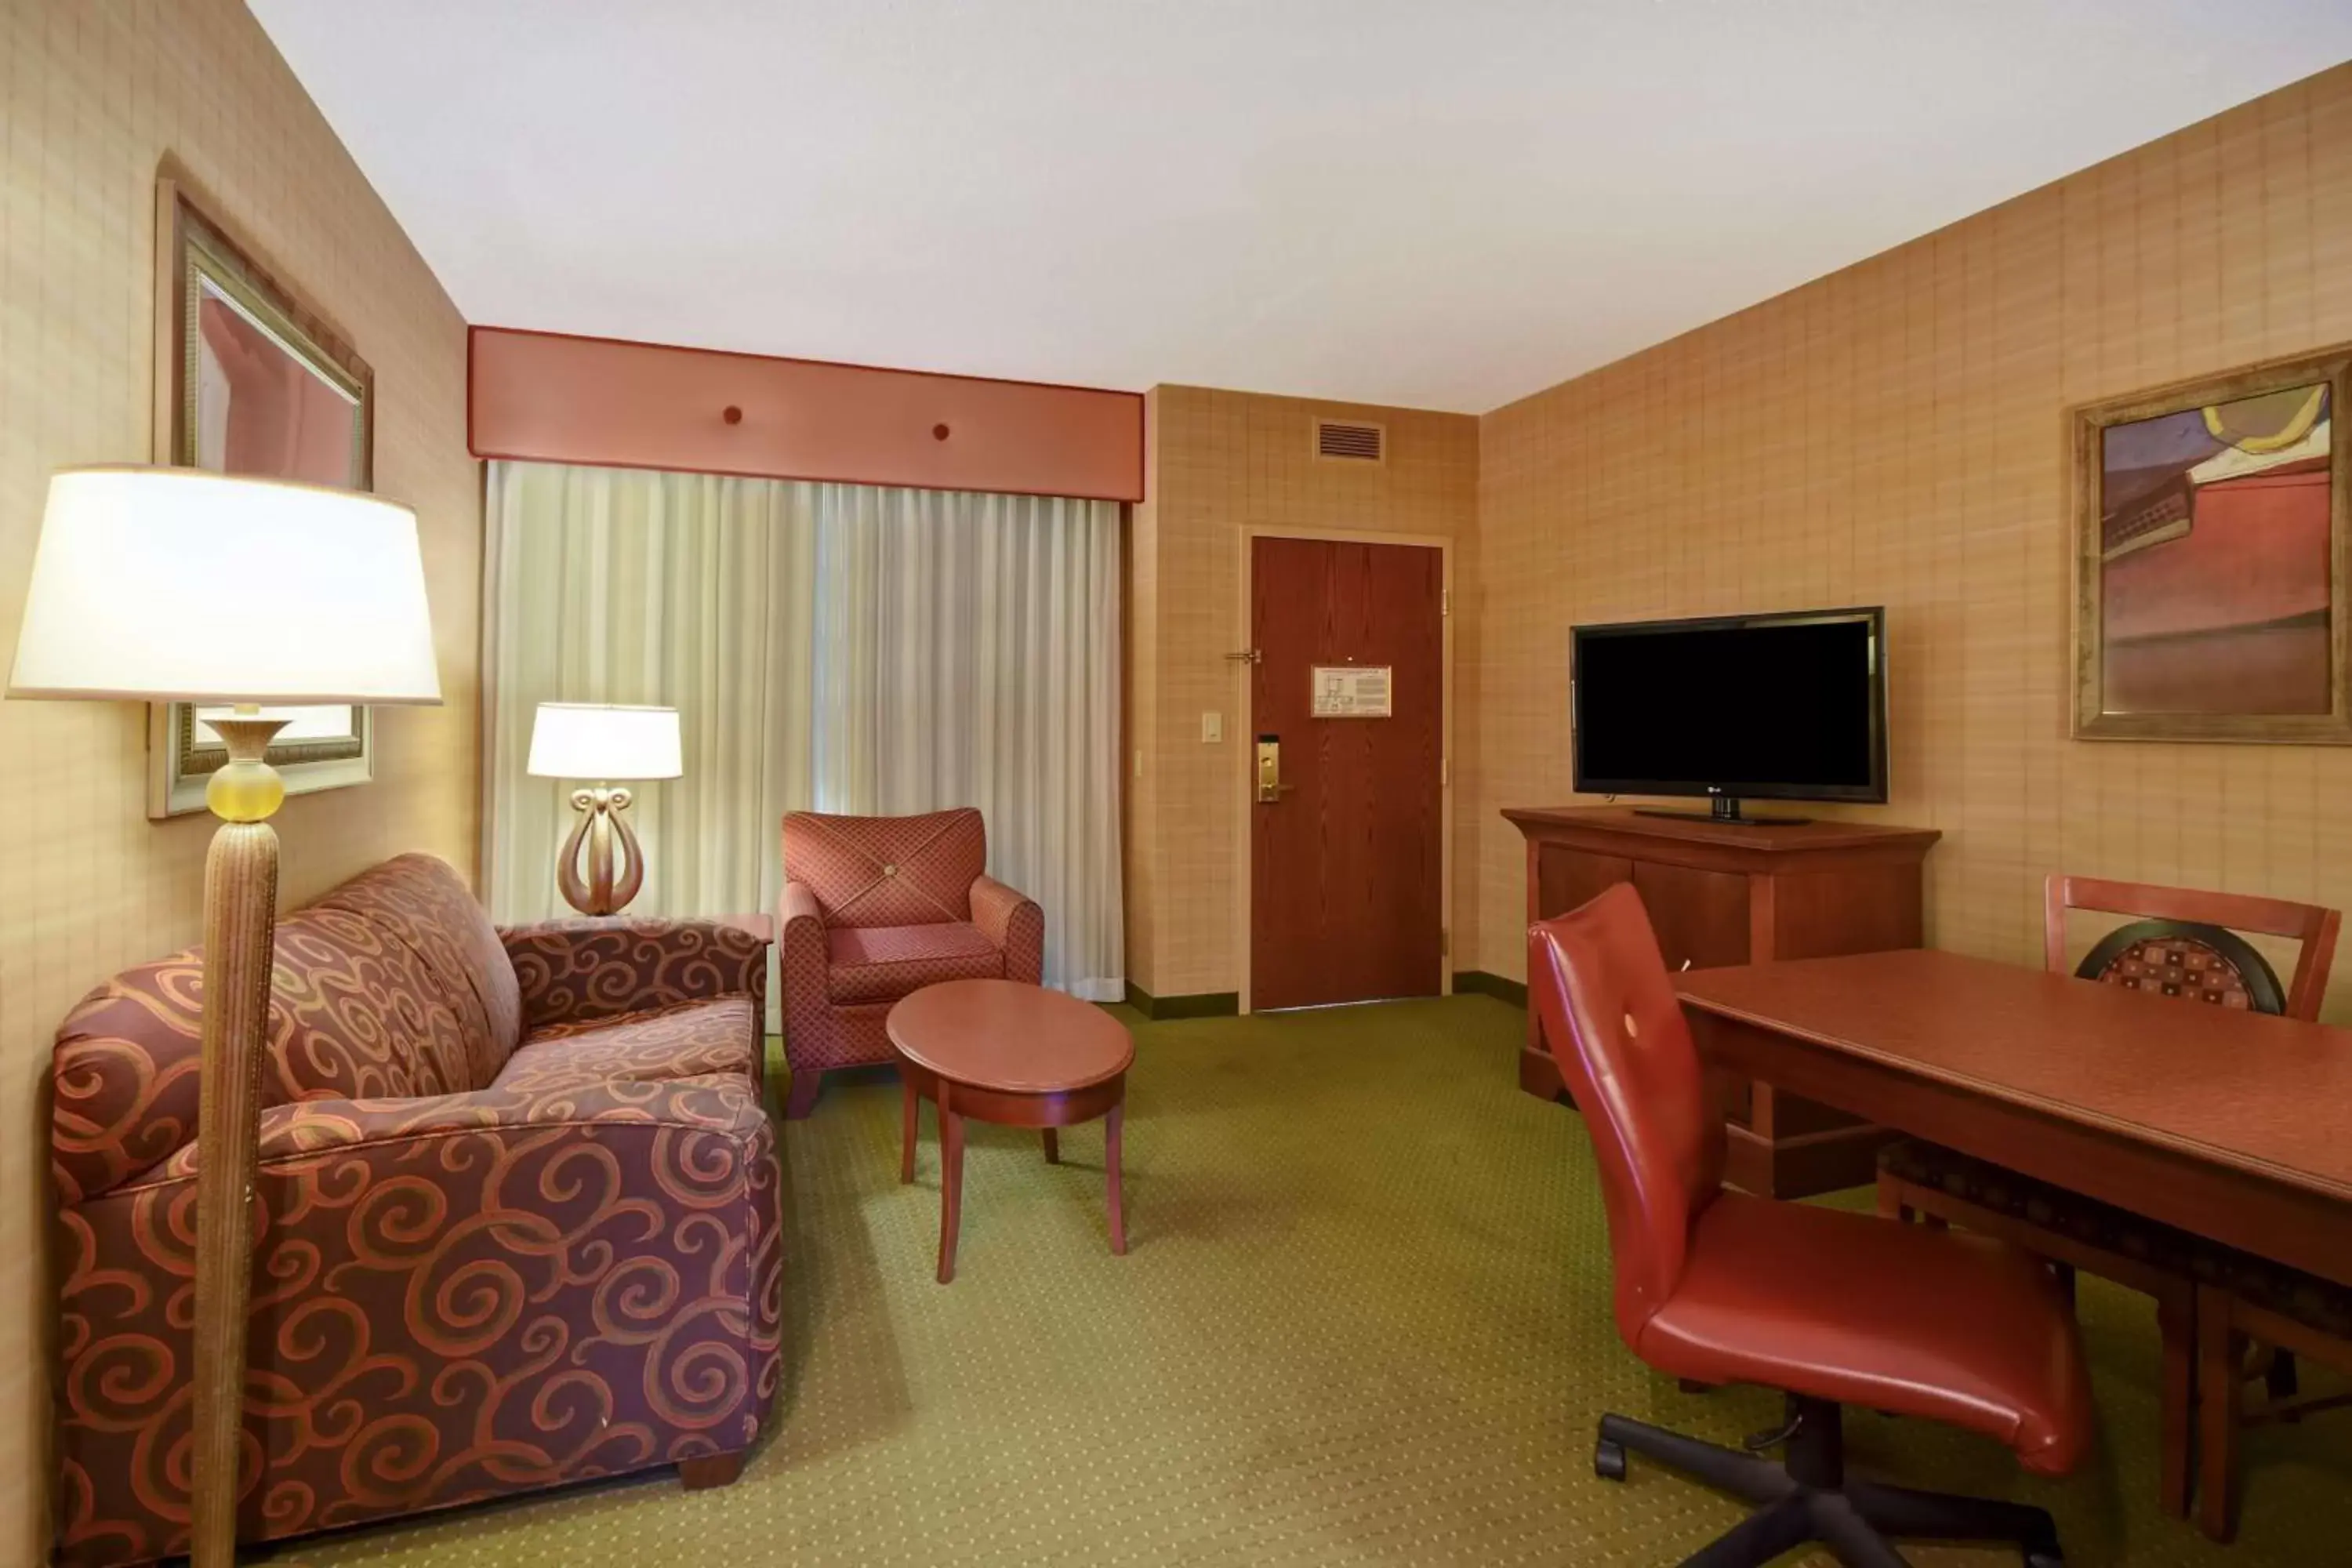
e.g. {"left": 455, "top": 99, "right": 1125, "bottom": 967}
{"left": 1454, "top": 970, "right": 1528, "bottom": 1006}
{"left": 1123, "top": 983, "right": 1240, "bottom": 1020}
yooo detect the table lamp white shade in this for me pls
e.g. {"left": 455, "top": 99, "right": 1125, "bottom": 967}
{"left": 528, "top": 702, "right": 683, "bottom": 780}
{"left": 8, "top": 466, "right": 442, "bottom": 705}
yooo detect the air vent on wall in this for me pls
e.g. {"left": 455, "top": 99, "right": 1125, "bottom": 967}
{"left": 1313, "top": 418, "right": 1385, "bottom": 463}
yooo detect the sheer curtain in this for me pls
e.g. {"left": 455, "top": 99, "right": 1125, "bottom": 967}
{"left": 484, "top": 460, "right": 1124, "bottom": 1000}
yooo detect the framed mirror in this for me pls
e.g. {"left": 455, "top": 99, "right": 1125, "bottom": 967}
{"left": 147, "top": 175, "right": 379, "bottom": 817}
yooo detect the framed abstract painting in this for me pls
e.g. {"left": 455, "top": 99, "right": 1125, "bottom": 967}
{"left": 2072, "top": 346, "right": 2351, "bottom": 744}
{"left": 147, "top": 175, "right": 380, "bottom": 816}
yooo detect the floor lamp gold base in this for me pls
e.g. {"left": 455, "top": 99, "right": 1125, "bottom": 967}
{"left": 190, "top": 713, "right": 287, "bottom": 1568}
{"left": 557, "top": 784, "right": 647, "bottom": 916}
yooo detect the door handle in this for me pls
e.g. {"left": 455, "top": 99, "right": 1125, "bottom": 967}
{"left": 1255, "top": 735, "right": 1290, "bottom": 803}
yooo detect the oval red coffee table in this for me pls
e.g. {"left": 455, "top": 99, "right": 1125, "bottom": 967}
{"left": 887, "top": 978, "right": 1134, "bottom": 1283}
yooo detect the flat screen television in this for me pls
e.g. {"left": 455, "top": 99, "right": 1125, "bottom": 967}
{"left": 1571, "top": 606, "right": 1887, "bottom": 823}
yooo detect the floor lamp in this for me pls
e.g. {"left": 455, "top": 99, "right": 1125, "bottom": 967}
{"left": 8, "top": 466, "right": 441, "bottom": 1566}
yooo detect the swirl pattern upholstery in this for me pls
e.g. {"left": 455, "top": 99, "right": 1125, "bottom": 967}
{"left": 49, "top": 855, "right": 780, "bottom": 1568}
{"left": 500, "top": 916, "right": 771, "bottom": 1075}
{"left": 777, "top": 808, "right": 1044, "bottom": 1116}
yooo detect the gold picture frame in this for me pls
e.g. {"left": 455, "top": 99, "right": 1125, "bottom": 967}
{"left": 147, "top": 172, "right": 380, "bottom": 817}
{"left": 2071, "top": 343, "right": 2351, "bottom": 744}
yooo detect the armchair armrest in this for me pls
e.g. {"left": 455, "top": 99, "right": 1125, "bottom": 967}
{"left": 779, "top": 880, "right": 824, "bottom": 942}
{"left": 777, "top": 880, "right": 832, "bottom": 1034}
{"left": 971, "top": 874, "right": 1045, "bottom": 985}
{"left": 499, "top": 916, "right": 770, "bottom": 1035}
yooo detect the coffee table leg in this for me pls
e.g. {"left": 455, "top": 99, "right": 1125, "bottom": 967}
{"left": 1105, "top": 1098, "right": 1127, "bottom": 1256}
{"left": 900, "top": 1073, "right": 920, "bottom": 1185}
{"left": 938, "top": 1084, "right": 964, "bottom": 1285}
{"left": 1042, "top": 1127, "right": 1059, "bottom": 1164}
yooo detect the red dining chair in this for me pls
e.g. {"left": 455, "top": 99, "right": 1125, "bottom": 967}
{"left": 1532, "top": 882, "right": 2092, "bottom": 1566}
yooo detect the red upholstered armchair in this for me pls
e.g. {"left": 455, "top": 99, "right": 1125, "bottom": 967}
{"left": 779, "top": 808, "right": 1044, "bottom": 1116}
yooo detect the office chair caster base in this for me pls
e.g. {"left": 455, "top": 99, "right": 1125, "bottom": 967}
{"left": 1592, "top": 1399, "right": 2064, "bottom": 1568}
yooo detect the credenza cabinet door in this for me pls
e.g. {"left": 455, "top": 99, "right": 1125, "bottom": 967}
{"left": 1632, "top": 860, "right": 1751, "bottom": 970}
{"left": 1535, "top": 846, "right": 1632, "bottom": 923}
{"left": 1506, "top": 807, "right": 1940, "bottom": 1199}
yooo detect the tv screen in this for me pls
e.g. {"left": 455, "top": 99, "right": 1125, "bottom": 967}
{"left": 1572, "top": 608, "right": 1887, "bottom": 809}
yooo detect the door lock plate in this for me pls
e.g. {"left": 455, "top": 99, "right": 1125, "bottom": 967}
{"left": 1255, "top": 736, "right": 1283, "bottom": 803}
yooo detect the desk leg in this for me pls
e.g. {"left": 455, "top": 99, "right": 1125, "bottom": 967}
{"left": 1105, "top": 1098, "right": 1127, "bottom": 1256}
{"left": 937, "top": 1084, "right": 964, "bottom": 1286}
{"left": 900, "top": 1073, "right": 920, "bottom": 1185}
{"left": 2198, "top": 1284, "right": 2242, "bottom": 1542}
{"left": 2158, "top": 1290, "right": 2194, "bottom": 1519}
{"left": 1043, "top": 1127, "right": 1060, "bottom": 1164}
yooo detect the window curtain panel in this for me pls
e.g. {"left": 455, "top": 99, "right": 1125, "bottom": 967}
{"left": 484, "top": 459, "right": 1126, "bottom": 1001}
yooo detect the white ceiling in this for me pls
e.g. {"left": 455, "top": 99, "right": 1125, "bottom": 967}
{"left": 251, "top": 2, "right": 2352, "bottom": 414}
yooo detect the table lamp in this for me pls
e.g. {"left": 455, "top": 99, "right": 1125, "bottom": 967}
{"left": 8, "top": 466, "right": 441, "bottom": 1568}
{"left": 526, "top": 702, "right": 681, "bottom": 915}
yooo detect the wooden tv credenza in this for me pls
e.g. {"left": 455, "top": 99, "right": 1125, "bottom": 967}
{"left": 1504, "top": 805, "right": 1940, "bottom": 1198}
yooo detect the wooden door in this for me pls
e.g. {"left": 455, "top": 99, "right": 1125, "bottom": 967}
{"left": 1249, "top": 536, "right": 1444, "bottom": 1010}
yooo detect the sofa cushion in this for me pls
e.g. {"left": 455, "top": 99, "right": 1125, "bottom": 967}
{"left": 495, "top": 995, "right": 760, "bottom": 1093}
{"left": 313, "top": 852, "right": 523, "bottom": 1084}
{"left": 49, "top": 902, "right": 481, "bottom": 1204}
{"left": 270, "top": 906, "right": 480, "bottom": 1103}
{"left": 783, "top": 807, "right": 985, "bottom": 929}
{"left": 825, "top": 921, "right": 1004, "bottom": 1004}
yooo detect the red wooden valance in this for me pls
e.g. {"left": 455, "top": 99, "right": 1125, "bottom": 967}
{"left": 469, "top": 326, "right": 1144, "bottom": 502}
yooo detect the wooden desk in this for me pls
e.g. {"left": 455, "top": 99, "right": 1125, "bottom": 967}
{"left": 1676, "top": 949, "right": 2352, "bottom": 1288}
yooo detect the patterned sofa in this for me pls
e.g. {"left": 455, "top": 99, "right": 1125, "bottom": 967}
{"left": 779, "top": 808, "right": 1043, "bottom": 1116}
{"left": 48, "top": 854, "right": 782, "bottom": 1567}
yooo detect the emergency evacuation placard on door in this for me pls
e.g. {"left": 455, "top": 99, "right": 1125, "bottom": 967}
{"left": 1311, "top": 665, "right": 1392, "bottom": 717}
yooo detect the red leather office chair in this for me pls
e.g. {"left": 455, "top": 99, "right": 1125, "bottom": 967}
{"left": 1533, "top": 884, "right": 2092, "bottom": 1567}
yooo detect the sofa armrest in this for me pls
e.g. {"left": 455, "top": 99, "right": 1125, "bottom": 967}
{"left": 55, "top": 1073, "right": 782, "bottom": 1555}
{"left": 499, "top": 916, "right": 770, "bottom": 1035}
{"left": 971, "top": 874, "right": 1045, "bottom": 985}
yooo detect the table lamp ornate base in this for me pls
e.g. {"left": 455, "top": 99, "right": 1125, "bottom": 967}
{"left": 557, "top": 784, "right": 646, "bottom": 916}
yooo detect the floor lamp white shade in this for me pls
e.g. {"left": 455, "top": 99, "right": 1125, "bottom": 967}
{"left": 8, "top": 465, "right": 443, "bottom": 705}
{"left": 5, "top": 463, "right": 441, "bottom": 1568}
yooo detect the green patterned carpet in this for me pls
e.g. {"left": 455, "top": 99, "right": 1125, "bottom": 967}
{"left": 275, "top": 996, "right": 2349, "bottom": 1566}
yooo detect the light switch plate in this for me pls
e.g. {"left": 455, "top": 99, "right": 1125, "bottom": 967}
{"left": 1201, "top": 711, "right": 1223, "bottom": 742}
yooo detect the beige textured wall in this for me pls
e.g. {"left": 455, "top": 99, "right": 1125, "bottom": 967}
{"left": 1469, "top": 65, "right": 2352, "bottom": 1003}
{"left": 1127, "top": 384, "right": 1478, "bottom": 999}
{"left": 0, "top": 1, "right": 481, "bottom": 1554}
